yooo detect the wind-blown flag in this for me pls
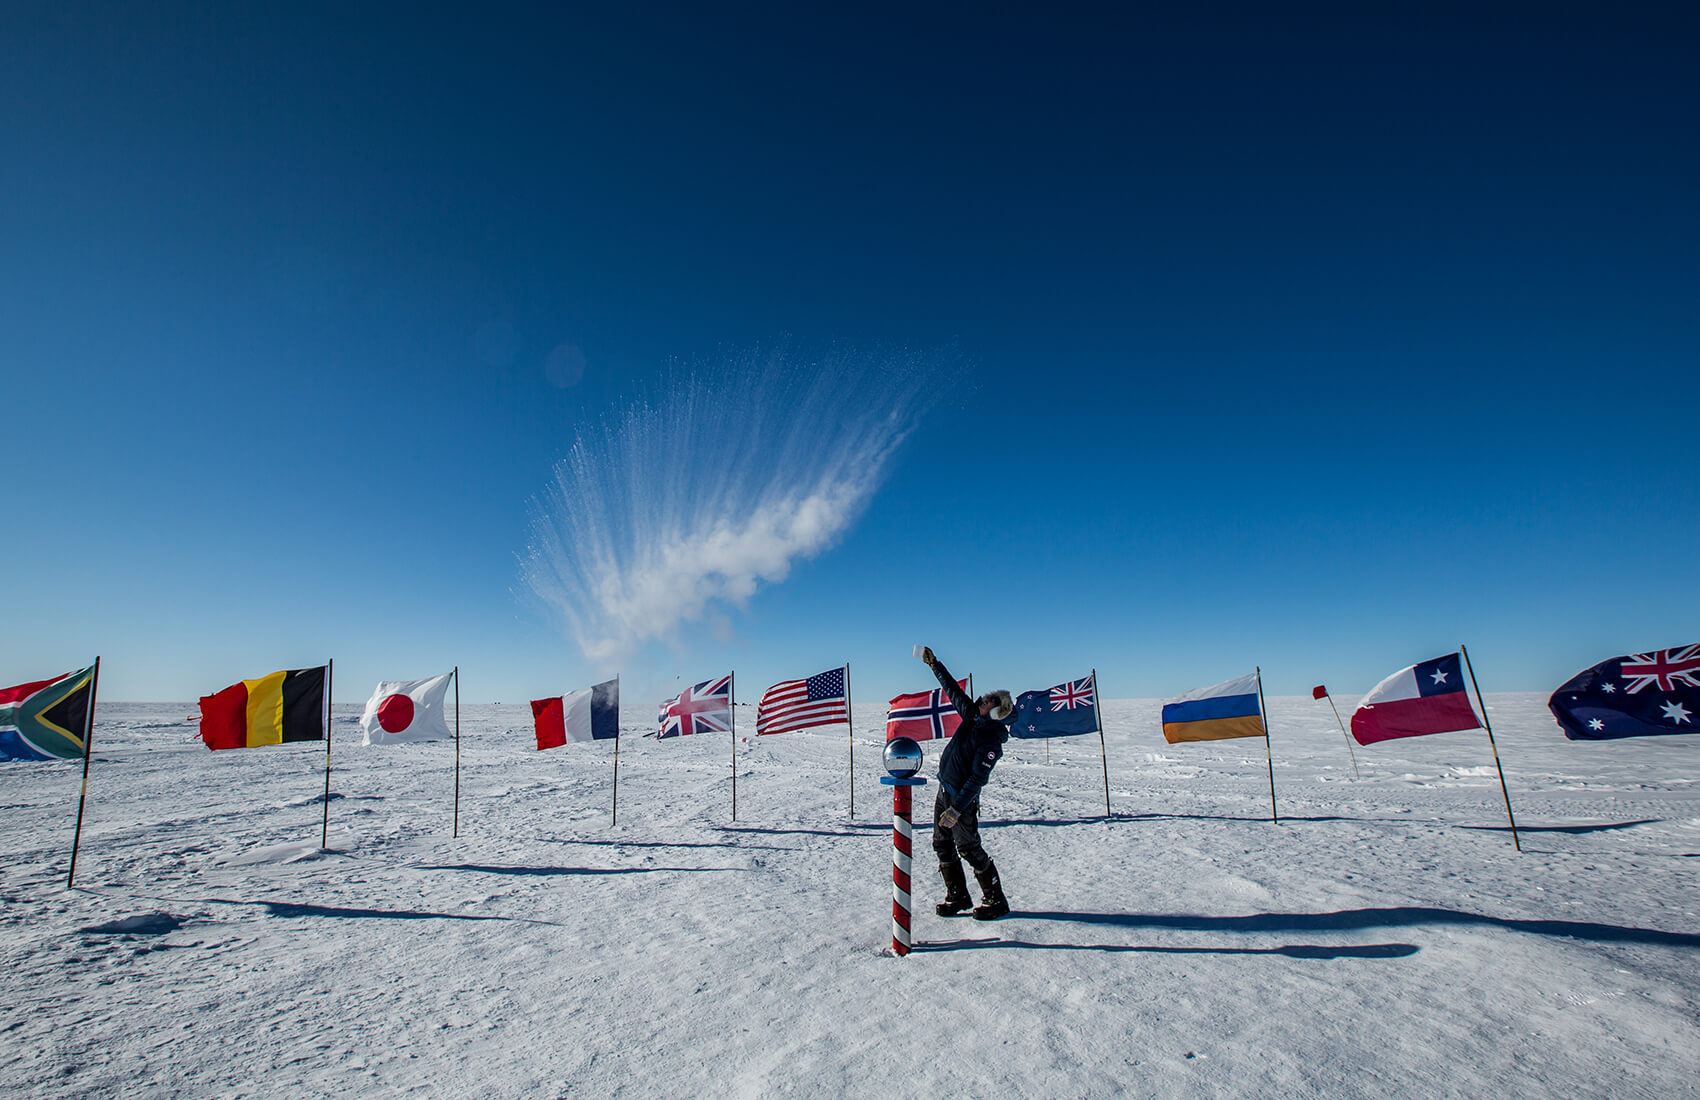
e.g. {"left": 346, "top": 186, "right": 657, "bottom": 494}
{"left": 1549, "top": 643, "right": 1700, "bottom": 741}
{"left": 1011, "top": 674, "right": 1099, "bottom": 739}
{"left": 658, "top": 675, "right": 732, "bottom": 739}
{"left": 1312, "top": 685, "right": 1329, "bottom": 700}
{"left": 1162, "top": 673, "right": 1264, "bottom": 743}
{"left": 758, "top": 667, "right": 847, "bottom": 735}
{"left": 199, "top": 666, "right": 327, "bottom": 751}
{"left": 885, "top": 681, "right": 966, "bottom": 742}
{"left": 361, "top": 672, "right": 454, "bottom": 745}
{"left": 0, "top": 667, "right": 95, "bottom": 761}
{"left": 1351, "top": 652, "right": 1479, "bottom": 745}
{"left": 534, "top": 678, "right": 620, "bottom": 748}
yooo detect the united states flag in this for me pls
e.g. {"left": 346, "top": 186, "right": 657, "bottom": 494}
{"left": 757, "top": 667, "right": 848, "bottom": 735}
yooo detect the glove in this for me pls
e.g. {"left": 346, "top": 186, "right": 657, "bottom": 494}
{"left": 938, "top": 804, "right": 960, "bottom": 830}
{"left": 920, "top": 646, "right": 935, "bottom": 667}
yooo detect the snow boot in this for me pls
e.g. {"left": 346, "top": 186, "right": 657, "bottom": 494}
{"left": 972, "top": 862, "right": 1009, "bottom": 921}
{"left": 936, "top": 860, "right": 973, "bottom": 917}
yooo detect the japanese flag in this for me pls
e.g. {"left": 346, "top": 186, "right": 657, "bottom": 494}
{"left": 361, "top": 672, "right": 455, "bottom": 745}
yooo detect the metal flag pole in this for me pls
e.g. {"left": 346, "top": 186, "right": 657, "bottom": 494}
{"left": 452, "top": 666, "right": 461, "bottom": 838}
{"left": 844, "top": 661, "right": 855, "bottom": 819}
{"left": 1092, "top": 668, "right": 1110, "bottom": 818}
{"left": 730, "top": 671, "right": 737, "bottom": 823}
{"left": 1461, "top": 644, "right": 1520, "bottom": 852}
{"left": 66, "top": 656, "right": 101, "bottom": 888}
{"left": 1257, "top": 666, "right": 1277, "bottom": 824}
{"left": 1321, "top": 688, "right": 1359, "bottom": 779}
{"left": 321, "top": 658, "right": 334, "bottom": 848}
{"left": 611, "top": 674, "right": 622, "bottom": 826}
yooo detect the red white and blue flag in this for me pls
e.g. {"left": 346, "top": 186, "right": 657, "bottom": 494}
{"left": 758, "top": 666, "right": 848, "bottom": 735}
{"left": 1549, "top": 643, "right": 1699, "bottom": 741}
{"left": 885, "top": 681, "right": 966, "bottom": 742}
{"left": 1351, "top": 652, "right": 1481, "bottom": 745}
{"left": 658, "top": 674, "right": 733, "bottom": 739}
{"left": 1011, "top": 674, "right": 1100, "bottom": 739}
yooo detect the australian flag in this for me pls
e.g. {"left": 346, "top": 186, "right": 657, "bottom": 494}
{"left": 1549, "top": 643, "right": 1700, "bottom": 741}
{"left": 1011, "top": 674, "right": 1100, "bottom": 739}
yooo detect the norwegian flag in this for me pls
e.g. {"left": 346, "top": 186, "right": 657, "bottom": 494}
{"left": 1619, "top": 645, "right": 1700, "bottom": 694}
{"left": 1011, "top": 673, "right": 1100, "bottom": 739}
{"left": 657, "top": 674, "right": 732, "bottom": 739}
{"left": 885, "top": 681, "right": 967, "bottom": 742}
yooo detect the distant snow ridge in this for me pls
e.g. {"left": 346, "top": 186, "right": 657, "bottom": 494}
{"left": 521, "top": 346, "right": 943, "bottom": 663}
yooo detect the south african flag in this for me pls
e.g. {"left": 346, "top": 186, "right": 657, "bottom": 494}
{"left": 0, "top": 667, "right": 96, "bottom": 761}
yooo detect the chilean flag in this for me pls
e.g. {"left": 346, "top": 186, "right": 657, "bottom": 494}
{"left": 1351, "top": 652, "right": 1481, "bottom": 746}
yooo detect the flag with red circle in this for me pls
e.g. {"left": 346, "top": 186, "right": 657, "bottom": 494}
{"left": 361, "top": 672, "right": 455, "bottom": 745}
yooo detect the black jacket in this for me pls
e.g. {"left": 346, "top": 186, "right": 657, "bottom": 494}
{"left": 930, "top": 657, "right": 1007, "bottom": 808}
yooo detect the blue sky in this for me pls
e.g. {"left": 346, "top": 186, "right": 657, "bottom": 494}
{"left": 3, "top": 3, "right": 1695, "bottom": 707}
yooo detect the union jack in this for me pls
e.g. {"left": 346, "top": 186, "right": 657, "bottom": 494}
{"left": 1619, "top": 645, "right": 1700, "bottom": 694}
{"left": 658, "top": 674, "right": 733, "bottom": 738}
{"left": 1049, "top": 675, "right": 1096, "bottom": 711}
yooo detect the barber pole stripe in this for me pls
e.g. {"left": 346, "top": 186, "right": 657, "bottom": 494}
{"left": 891, "top": 785, "right": 915, "bottom": 956}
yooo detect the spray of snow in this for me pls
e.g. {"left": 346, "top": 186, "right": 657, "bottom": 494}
{"left": 520, "top": 346, "right": 944, "bottom": 663}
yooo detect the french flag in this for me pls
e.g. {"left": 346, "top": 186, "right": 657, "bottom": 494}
{"left": 1351, "top": 652, "right": 1481, "bottom": 746}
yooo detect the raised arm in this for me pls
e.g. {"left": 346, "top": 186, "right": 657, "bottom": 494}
{"left": 927, "top": 653, "right": 975, "bottom": 721}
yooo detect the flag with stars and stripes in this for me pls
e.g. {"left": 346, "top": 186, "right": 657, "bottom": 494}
{"left": 1549, "top": 643, "right": 1699, "bottom": 741}
{"left": 1010, "top": 674, "right": 1100, "bottom": 738}
{"left": 757, "top": 667, "right": 848, "bottom": 735}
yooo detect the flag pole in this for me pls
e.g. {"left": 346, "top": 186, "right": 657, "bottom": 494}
{"left": 452, "top": 666, "right": 461, "bottom": 838}
{"left": 66, "top": 656, "right": 101, "bottom": 889}
{"left": 612, "top": 674, "right": 622, "bottom": 826}
{"left": 321, "top": 658, "right": 334, "bottom": 848}
{"left": 1093, "top": 667, "right": 1110, "bottom": 818}
{"left": 1257, "top": 666, "right": 1277, "bottom": 824}
{"left": 1323, "top": 690, "right": 1359, "bottom": 779}
{"left": 730, "top": 671, "right": 738, "bottom": 823}
{"left": 1461, "top": 644, "right": 1520, "bottom": 852}
{"left": 844, "top": 661, "right": 855, "bottom": 819}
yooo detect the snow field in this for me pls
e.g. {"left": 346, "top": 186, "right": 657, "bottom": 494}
{"left": 1, "top": 694, "right": 1696, "bottom": 1098}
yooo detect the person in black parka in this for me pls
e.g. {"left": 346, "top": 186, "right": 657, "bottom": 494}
{"left": 919, "top": 646, "right": 1012, "bottom": 921}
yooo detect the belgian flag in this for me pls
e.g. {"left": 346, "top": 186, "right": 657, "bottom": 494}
{"left": 200, "top": 666, "right": 327, "bottom": 751}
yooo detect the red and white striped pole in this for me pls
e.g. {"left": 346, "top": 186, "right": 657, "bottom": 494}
{"left": 881, "top": 736, "right": 927, "bottom": 957}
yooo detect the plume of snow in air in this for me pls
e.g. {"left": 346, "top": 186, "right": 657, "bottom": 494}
{"left": 521, "top": 347, "right": 942, "bottom": 663}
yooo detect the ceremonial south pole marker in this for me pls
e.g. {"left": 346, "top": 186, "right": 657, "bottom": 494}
{"left": 881, "top": 736, "right": 928, "bottom": 957}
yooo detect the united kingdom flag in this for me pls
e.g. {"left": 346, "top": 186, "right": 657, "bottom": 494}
{"left": 1619, "top": 645, "right": 1700, "bottom": 694}
{"left": 1011, "top": 673, "right": 1100, "bottom": 739}
{"left": 657, "top": 674, "right": 733, "bottom": 739}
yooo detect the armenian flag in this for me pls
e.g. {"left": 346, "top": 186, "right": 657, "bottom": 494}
{"left": 199, "top": 666, "right": 328, "bottom": 751}
{"left": 1, "top": 666, "right": 96, "bottom": 761}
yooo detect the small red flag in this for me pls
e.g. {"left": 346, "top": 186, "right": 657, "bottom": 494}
{"left": 1312, "top": 685, "right": 1328, "bottom": 700}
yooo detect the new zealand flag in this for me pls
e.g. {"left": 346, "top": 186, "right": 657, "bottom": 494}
{"left": 1011, "top": 674, "right": 1100, "bottom": 739}
{"left": 1548, "top": 644, "right": 1699, "bottom": 741}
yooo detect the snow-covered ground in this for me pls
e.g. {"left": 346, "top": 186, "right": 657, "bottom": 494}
{"left": 3, "top": 694, "right": 1697, "bottom": 1098}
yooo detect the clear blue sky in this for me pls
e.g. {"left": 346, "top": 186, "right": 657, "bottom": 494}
{"left": 3, "top": 3, "right": 1695, "bottom": 706}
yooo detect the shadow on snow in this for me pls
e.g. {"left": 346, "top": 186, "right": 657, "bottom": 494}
{"left": 420, "top": 863, "right": 744, "bottom": 876}
{"left": 918, "top": 938, "right": 1420, "bottom": 959}
{"left": 1013, "top": 907, "right": 1700, "bottom": 948}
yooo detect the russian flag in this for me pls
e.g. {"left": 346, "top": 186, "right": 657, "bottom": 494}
{"left": 1350, "top": 652, "right": 1480, "bottom": 745}
{"left": 1161, "top": 673, "right": 1265, "bottom": 743}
